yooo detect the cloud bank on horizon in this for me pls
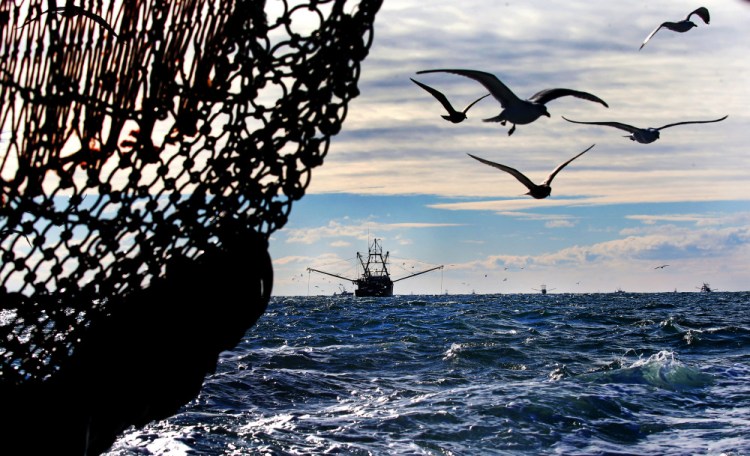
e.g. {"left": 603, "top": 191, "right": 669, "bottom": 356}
{"left": 269, "top": 0, "right": 750, "bottom": 295}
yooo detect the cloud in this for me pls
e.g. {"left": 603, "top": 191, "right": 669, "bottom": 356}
{"left": 282, "top": 219, "right": 463, "bottom": 244}
{"left": 273, "top": 255, "right": 314, "bottom": 266}
{"left": 455, "top": 210, "right": 577, "bottom": 227}
{"left": 458, "top": 225, "right": 750, "bottom": 271}
{"left": 545, "top": 219, "right": 576, "bottom": 228}
{"left": 627, "top": 212, "right": 750, "bottom": 227}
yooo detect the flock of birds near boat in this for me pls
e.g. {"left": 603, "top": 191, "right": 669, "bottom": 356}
{"left": 411, "top": 6, "right": 726, "bottom": 199}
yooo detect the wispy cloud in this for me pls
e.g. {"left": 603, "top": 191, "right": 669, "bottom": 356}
{"left": 627, "top": 212, "right": 750, "bottom": 227}
{"left": 283, "top": 219, "right": 463, "bottom": 244}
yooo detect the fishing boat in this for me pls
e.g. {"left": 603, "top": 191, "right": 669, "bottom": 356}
{"left": 699, "top": 282, "right": 712, "bottom": 293}
{"left": 333, "top": 285, "right": 353, "bottom": 297}
{"left": 308, "top": 238, "right": 443, "bottom": 297}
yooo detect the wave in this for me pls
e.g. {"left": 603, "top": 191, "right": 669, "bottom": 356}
{"left": 580, "top": 350, "right": 714, "bottom": 391}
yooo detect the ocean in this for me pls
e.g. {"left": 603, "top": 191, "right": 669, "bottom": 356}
{"left": 106, "top": 292, "right": 750, "bottom": 455}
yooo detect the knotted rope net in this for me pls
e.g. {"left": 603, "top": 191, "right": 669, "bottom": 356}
{"left": 0, "top": 0, "right": 381, "bottom": 453}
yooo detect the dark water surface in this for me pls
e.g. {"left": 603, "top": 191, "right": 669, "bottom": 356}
{"left": 107, "top": 292, "right": 750, "bottom": 455}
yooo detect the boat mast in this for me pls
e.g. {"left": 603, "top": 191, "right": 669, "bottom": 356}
{"left": 359, "top": 238, "right": 389, "bottom": 279}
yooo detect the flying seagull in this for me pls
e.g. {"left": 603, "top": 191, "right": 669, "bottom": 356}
{"left": 411, "top": 78, "right": 489, "bottom": 124}
{"left": 19, "top": 2, "right": 119, "bottom": 39}
{"left": 467, "top": 144, "right": 595, "bottom": 199}
{"left": 654, "top": 264, "right": 670, "bottom": 269}
{"left": 640, "top": 6, "right": 710, "bottom": 51}
{"left": 416, "top": 69, "right": 608, "bottom": 136}
{"left": 562, "top": 115, "right": 727, "bottom": 144}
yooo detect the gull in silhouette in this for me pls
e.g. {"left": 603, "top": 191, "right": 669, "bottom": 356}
{"left": 562, "top": 115, "right": 727, "bottom": 144}
{"left": 411, "top": 78, "right": 489, "bottom": 124}
{"left": 416, "top": 69, "right": 608, "bottom": 136}
{"left": 640, "top": 7, "right": 710, "bottom": 50}
{"left": 468, "top": 144, "right": 594, "bottom": 199}
{"left": 654, "top": 264, "right": 670, "bottom": 269}
{"left": 19, "top": 1, "right": 119, "bottom": 39}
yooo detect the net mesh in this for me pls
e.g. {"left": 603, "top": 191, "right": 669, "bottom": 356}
{"left": 0, "top": 0, "right": 381, "bottom": 451}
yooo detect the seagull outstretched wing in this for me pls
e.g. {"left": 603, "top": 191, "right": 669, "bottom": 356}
{"left": 542, "top": 144, "right": 594, "bottom": 186}
{"left": 640, "top": 24, "right": 668, "bottom": 50}
{"left": 656, "top": 115, "right": 727, "bottom": 131}
{"left": 417, "top": 69, "right": 522, "bottom": 108}
{"left": 467, "top": 153, "right": 537, "bottom": 192}
{"left": 411, "top": 78, "right": 459, "bottom": 115}
{"left": 686, "top": 6, "right": 710, "bottom": 24}
{"left": 562, "top": 117, "right": 640, "bottom": 133}
{"left": 529, "top": 89, "right": 609, "bottom": 108}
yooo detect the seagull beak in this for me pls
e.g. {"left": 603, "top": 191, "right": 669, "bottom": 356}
{"left": 544, "top": 112, "right": 551, "bottom": 118}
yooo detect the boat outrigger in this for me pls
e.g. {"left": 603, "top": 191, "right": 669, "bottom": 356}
{"left": 307, "top": 238, "right": 443, "bottom": 297}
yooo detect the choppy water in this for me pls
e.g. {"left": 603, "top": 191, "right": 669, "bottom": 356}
{"left": 107, "top": 292, "right": 750, "bottom": 455}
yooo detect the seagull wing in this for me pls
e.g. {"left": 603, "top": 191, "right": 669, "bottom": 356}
{"left": 411, "top": 78, "right": 459, "bottom": 115}
{"left": 656, "top": 115, "right": 727, "bottom": 130}
{"left": 687, "top": 6, "right": 710, "bottom": 24}
{"left": 528, "top": 88, "right": 608, "bottom": 108}
{"left": 467, "top": 153, "right": 536, "bottom": 192}
{"left": 417, "top": 69, "right": 521, "bottom": 108}
{"left": 543, "top": 144, "right": 594, "bottom": 186}
{"left": 562, "top": 117, "right": 640, "bottom": 133}
{"left": 640, "top": 23, "right": 666, "bottom": 50}
{"left": 462, "top": 93, "right": 490, "bottom": 114}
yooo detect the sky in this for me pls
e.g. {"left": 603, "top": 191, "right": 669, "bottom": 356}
{"left": 268, "top": 0, "right": 750, "bottom": 296}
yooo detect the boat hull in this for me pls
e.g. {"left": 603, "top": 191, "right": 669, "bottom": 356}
{"left": 355, "top": 277, "right": 393, "bottom": 297}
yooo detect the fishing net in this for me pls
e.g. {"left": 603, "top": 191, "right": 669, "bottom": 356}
{"left": 0, "top": 0, "right": 381, "bottom": 453}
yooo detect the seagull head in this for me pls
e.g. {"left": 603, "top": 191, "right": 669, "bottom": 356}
{"left": 541, "top": 106, "right": 551, "bottom": 118}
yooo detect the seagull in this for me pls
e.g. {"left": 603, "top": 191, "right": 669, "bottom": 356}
{"left": 654, "top": 264, "right": 670, "bottom": 269}
{"left": 562, "top": 115, "right": 727, "bottom": 144}
{"left": 411, "top": 78, "right": 489, "bottom": 124}
{"left": 640, "top": 7, "right": 710, "bottom": 50}
{"left": 416, "top": 69, "right": 608, "bottom": 136}
{"left": 467, "top": 144, "right": 595, "bottom": 199}
{"left": 18, "top": 1, "right": 119, "bottom": 39}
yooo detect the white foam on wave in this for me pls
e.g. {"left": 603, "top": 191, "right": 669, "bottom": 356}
{"left": 629, "top": 350, "right": 714, "bottom": 390}
{"left": 109, "top": 428, "right": 197, "bottom": 455}
{"left": 239, "top": 413, "right": 299, "bottom": 434}
{"left": 443, "top": 342, "right": 463, "bottom": 360}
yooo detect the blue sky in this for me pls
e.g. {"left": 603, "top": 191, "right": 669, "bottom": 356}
{"left": 269, "top": 0, "right": 750, "bottom": 295}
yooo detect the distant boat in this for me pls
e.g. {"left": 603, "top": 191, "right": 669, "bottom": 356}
{"left": 333, "top": 285, "right": 353, "bottom": 297}
{"left": 308, "top": 238, "right": 443, "bottom": 297}
{"left": 615, "top": 288, "right": 625, "bottom": 294}
{"left": 699, "top": 282, "right": 712, "bottom": 293}
{"left": 532, "top": 284, "right": 554, "bottom": 295}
